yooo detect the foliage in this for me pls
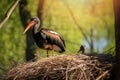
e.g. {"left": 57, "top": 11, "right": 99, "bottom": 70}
{"left": 0, "top": 0, "right": 114, "bottom": 74}
{"left": 0, "top": 0, "right": 25, "bottom": 73}
{"left": 38, "top": 0, "right": 114, "bottom": 53}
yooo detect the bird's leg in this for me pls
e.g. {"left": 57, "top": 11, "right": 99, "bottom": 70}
{"left": 46, "top": 49, "right": 49, "bottom": 57}
{"left": 52, "top": 45, "right": 54, "bottom": 56}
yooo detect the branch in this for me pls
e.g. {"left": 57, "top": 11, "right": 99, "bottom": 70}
{"left": 0, "top": 0, "right": 20, "bottom": 29}
{"left": 62, "top": 1, "right": 90, "bottom": 45}
{"left": 96, "top": 71, "right": 109, "bottom": 80}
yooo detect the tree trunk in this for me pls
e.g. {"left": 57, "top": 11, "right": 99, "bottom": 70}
{"left": 112, "top": 0, "right": 120, "bottom": 79}
{"left": 37, "top": 0, "right": 45, "bottom": 27}
{"left": 19, "top": 0, "right": 35, "bottom": 61}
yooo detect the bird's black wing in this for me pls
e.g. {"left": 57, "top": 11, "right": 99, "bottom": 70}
{"left": 40, "top": 28, "right": 65, "bottom": 52}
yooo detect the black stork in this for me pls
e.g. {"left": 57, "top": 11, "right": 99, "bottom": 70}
{"left": 23, "top": 17, "right": 65, "bottom": 57}
{"left": 77, "top": 45, "right": 85, "bottom": 54}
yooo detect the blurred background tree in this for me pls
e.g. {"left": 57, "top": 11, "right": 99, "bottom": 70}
{"left": 19, "top": 0, "right": 36, "bottom": 61}
{"left": 113, "top": 0, "right": 120, "bottom": 79}
{"left": 0, "top": 0, "right": 114, "bottom": 74}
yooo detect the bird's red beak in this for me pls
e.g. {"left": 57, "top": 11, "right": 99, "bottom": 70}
{"left": 23, "top": 21, "right": 35, "bottom": 34}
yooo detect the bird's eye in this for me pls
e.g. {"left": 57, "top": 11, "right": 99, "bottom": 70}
{"left": 31, "top": 17, "right": 39, "bottom": 23}
{"left": 34, "top": 19, "right": 38, "bottom": 23}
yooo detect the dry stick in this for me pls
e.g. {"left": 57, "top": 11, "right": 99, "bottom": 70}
{"left": 96, "top": 71, "right": 109, "bottom": 80}
{"left": 68, "top": 64, "right": 88, "bottom": 80}
{"left": 0, "top": 0, "right": 20, "bottom": 29}
{"left": 66, "top": 63, "right": 70, "bottom": 80}
{"left": 42, "top": 67, "right": 50, "bottom": 80}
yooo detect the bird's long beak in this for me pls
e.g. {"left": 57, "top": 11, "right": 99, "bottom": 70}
{"left": 23, "top": 21, "right": 35, "bottom": 34}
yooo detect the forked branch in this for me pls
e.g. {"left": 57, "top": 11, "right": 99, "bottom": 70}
{"left": 0, "top": 0, "right": 20, "bottom": 29}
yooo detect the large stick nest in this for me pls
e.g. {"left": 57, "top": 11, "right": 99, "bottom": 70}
{"left": 5, "top": 54, "right": 115, "bottom": 80}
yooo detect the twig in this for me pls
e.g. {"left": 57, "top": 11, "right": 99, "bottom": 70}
{"left": 0, "top": 0, "right": 20, "bottom": 29}
{"left": 96, "top": 71, "right": 109, "bottom": 80}
{"left": 103, "top": 47, "right": 115, "bottom": 53}
{"left": 66, "top": 63, "right": 70, "bottom": 80}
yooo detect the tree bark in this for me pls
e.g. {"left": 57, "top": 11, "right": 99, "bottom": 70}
{"left": 19, "top": 0, "right": 35, "bottom": 61}
{"left": 112, "top": 0, "right": 120, "bottom": 79}
{"left": 37, "top": 0, "right": 45, "bottom": 27}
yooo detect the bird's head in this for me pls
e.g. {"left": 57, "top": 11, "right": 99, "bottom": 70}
{"left": 23, "top": 17, "right": 40, "bottom": 33}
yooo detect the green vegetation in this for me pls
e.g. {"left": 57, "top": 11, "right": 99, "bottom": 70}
{"left": 0, "top": 0, "right": 114, "bottom": 74}
{"left": 0, "top": 0, "right": 25, "bottom": 73}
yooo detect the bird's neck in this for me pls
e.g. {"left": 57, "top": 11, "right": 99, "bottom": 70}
{"left": 33, "top": 22, "right": 40, "bottom": 34}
